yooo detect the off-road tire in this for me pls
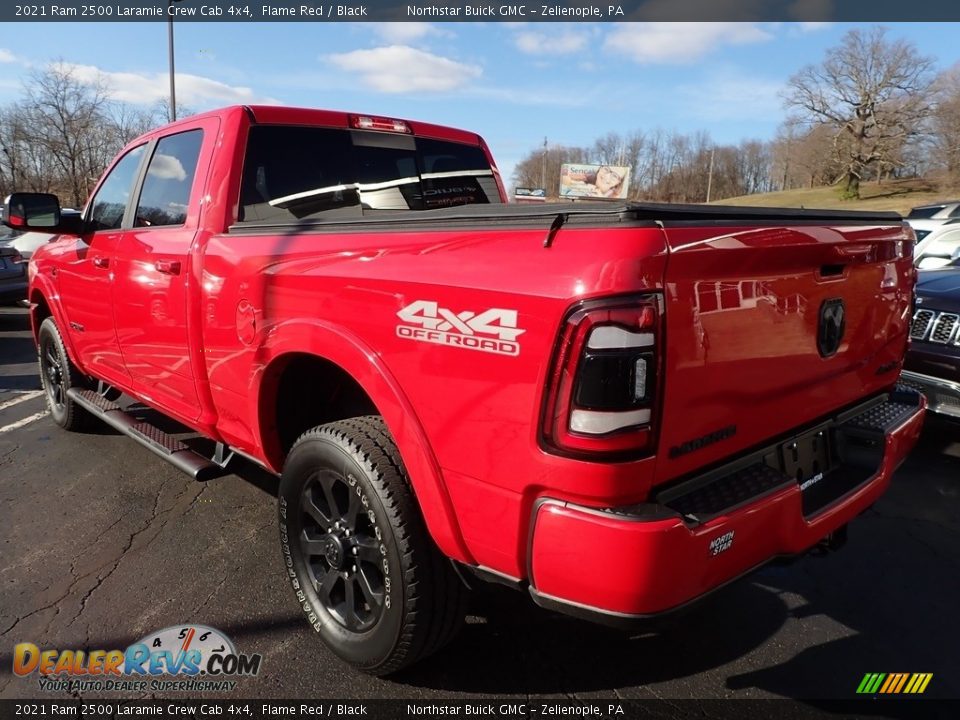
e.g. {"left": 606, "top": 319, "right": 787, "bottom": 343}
{"left": 278, "top": 415, "right": 466, "bottom": 675}
{"left": 37, "top": 317, "right": 91, "bottom": 432}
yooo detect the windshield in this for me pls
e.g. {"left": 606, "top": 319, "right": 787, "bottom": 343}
{"left": 238, "top": 125, "right": 501, "bottom": 224}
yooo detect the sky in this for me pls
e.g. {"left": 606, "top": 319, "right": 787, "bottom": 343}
{"left": 0, "top": 21, "right": 958, "bottom": 184}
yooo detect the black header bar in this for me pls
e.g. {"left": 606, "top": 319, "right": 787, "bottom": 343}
{"left": 4, "top": 1, "right": 960, "bottom": 23}
{"left": 0, "top": 699, "right": 954, "bottom": 720}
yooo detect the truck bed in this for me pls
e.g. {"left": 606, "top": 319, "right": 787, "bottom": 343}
{"left": 229, "top": 201, "right": 903, "bottom": 234}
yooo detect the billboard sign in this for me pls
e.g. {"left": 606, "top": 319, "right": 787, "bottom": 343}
{"left": 560, "top": 164, "right": 631, "bottom": 199}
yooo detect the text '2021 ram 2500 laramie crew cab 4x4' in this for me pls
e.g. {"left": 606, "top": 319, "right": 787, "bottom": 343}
{"left": 3, "top": 106, "right": 926, "bottom": 674}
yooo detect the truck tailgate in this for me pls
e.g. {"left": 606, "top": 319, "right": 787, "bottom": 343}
{"left": 655, "top": 221, "right": 914, "bottom": 484}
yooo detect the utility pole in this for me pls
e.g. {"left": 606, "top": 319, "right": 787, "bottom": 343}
{"left": 705, "top": 146, "right": 715, "bottom": 203}
{"left": 540, "top": 136, "right": 547, "bottom": 191}
{"left": 168, "top": 0, "right": 185, "bottom": 122}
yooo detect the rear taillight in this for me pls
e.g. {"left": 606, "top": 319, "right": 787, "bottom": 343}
{"left": 541, "top": 294, "right": 663, "bottom": 459}
{"left": 350, "top": 115, "right": 412, "bottom": 134}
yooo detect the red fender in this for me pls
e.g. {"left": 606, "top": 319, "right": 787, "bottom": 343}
{"left": 251, "top": 318, "right": 474, "bottom": 565}
{"left": 29, "top": 278, "right": 83, "bottom": 371}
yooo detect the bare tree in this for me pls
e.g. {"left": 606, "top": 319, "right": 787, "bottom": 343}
{"left": 19, "top": 62, "right": 117, "bottom": 206}
{"left": 931, "top": 63, "right": 960, "bottom": 182}
{"left": 784, "top": 27, "right": 936, "bottom": 199}
{"left": 511, "top": 144, "right": 589, "bottom": 195}
{"left": 0, "top": 64, "right": 175, "bottom": 206}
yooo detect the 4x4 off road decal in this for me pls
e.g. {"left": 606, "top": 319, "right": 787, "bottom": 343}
{"left": 396, "top": 300, "right": 525, "bottom": 357}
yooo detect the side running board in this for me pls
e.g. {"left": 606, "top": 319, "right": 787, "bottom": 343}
{"left": 66, "top": 389, "right": 223, "bottom": 481}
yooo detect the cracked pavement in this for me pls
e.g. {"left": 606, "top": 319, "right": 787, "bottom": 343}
{"left": 1, "top": 306, "right": 959, "bottom": 702}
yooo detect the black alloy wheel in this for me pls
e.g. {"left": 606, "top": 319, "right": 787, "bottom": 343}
{"left": 37, "top": 317, "right": 91, "bottom": 431}
{"left": 300, "top": 468, "right": 386, "bottom": 632}
{"left": 40, "top": 332, "right": 66, "bottom": 411}
{"left": 278, "top": 416, "right": 467, "bottom": 675}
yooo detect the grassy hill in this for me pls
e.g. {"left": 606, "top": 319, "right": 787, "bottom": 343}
{"left": 713, "top": 178, "right": 957, "bottom": 216}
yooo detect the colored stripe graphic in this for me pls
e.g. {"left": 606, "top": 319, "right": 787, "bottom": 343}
{"left": 858, "top": 673, "right": 932, "bottom": 694}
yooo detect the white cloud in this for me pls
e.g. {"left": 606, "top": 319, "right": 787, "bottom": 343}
{"left": 604, "top": 22, "right": 773, "bottom": 64}
{"left": 514, "top": 30, "right": 590, "bottom": 55}
{"left": 147, "top": 153, "right": 187, "bottom": 181}
{"left": 326, "top": 46, "right": 481, "bottom": 93}
{"left": 371, "top": 22, "right": 449, "bottom": 43}
{"left": 63, "top": 63, "right": 281, "bottom": 106}
{"left": 0, "top": 49, "right": 18, "bottom": 63}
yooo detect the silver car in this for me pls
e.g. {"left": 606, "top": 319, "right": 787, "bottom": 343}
{"left": 0, "top": 209, "right": 78, "bottom": 261}
{"left": 907, "top": 201, "right": 960, "bottom": 241}
{"left": 915, "top": 222, "right": 960, "bottom": 269}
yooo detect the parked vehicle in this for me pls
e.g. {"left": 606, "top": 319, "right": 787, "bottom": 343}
{"left": 0, "top": 241, "right": 27, "bottom": 305}
{"left": 902, "top": 253, "right": 960, "bottom": 419}
{"left": 906, "top": 200, "right": 960, "bottom": 240}
{"left": 2, "top": 105, "right": 926, "bottom": 675}
{"left": 0, "top": 210, "right": 80, "bottom": 261}
{"left": 914, "top": 220, "right": 960, "bottom": 269}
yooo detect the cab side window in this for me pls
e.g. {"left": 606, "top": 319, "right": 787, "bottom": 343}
{"left": 134, "top": 130, "right": 204, "bottom": 228}
{"left": 87, "top": 145, "right": 146, "bottom": 232}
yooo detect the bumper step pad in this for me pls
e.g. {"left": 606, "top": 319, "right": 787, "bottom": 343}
{"left": 661, "top": 464, "right": 790, "bottom": 521}
{"left": 651, "top": 389, "right": 923, "bottom": 524}
{"left": 67, "top": 389, "right": 223, "bottom": 480}
{"left": 842, "top": 387, "right": 923, "bottom": 433}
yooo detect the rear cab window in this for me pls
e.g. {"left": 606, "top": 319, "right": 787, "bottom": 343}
{"left": 238, "top": 125, "right": 501, "bottom": 224}
{"left": 135, "top": 129, "right": 204, "bottom": 228}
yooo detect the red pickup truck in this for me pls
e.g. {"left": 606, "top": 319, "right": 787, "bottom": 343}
{"left": 4, "top": 105, "right": 925, "bottom": 674}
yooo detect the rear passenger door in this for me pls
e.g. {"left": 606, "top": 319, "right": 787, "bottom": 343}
{"left": 112, "top": 122, "right": 214, "bottom": 423}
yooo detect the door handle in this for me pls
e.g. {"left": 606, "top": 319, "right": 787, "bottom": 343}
{"left": 92, "top": 256, "right": 109, "bottom": 269}
{"left": 155, "top": 259, "right": 181, "bottom": 275}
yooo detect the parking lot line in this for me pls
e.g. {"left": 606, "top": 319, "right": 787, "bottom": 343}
{"left": 0, "top": 390, "right": 44, "bottom": 413}
{"left": 0, "top": 410, "right": 48, "bottom": 434}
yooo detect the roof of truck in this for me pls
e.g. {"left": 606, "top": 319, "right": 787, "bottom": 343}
{"left": 133, "top": 104, "right": 483, "bottom": 147}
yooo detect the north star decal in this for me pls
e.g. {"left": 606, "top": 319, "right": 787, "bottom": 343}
{"left": 396, "top": 300, "right": 525, "bottom": 357}
{"left": 709, "top": 530, "right": 735, "bottom": 556}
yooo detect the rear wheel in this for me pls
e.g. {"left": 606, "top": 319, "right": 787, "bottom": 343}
{"left": 37, "top": 317, "right": 91, "bottom": 432}
{"left": 278, "top": 416, "right": 466, "bottom": 675}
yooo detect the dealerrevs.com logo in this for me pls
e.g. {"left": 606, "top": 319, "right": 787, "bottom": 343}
{"left": 396, "top": 300, "right": 526, "bottom": 357}
{"left": 13, "top": 624, "right": 262, "bottom": 693}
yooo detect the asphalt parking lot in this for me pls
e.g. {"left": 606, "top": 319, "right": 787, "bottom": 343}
{"left": 1, "top": 304, "right": 959, "bottom": 703}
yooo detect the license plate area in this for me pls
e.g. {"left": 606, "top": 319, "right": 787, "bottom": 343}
{"left": 769, "top": 424, "right": 833, "bottom": 490}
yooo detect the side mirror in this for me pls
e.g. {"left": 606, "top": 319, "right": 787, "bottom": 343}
{"left": 951, "top": 246, "right": 960, "bottom": 263}
{"left": 3, "top": 193, "right": 60, "bottom": 229}
{"left": 2, "top": 193, "right": 81, "bottom": 233}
